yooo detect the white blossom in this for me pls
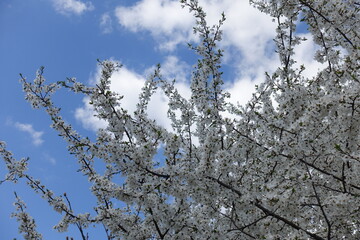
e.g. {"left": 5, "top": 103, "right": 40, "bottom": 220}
{"left": 11, "top": 193, "right": 43, "bottom": 240}
{"left": 1, "top": 0, "right": 360, "bottom": 239}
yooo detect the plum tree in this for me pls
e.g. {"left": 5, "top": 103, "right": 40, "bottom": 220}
{"left": 1, "top": 0, "right": 359, "bottom": 239}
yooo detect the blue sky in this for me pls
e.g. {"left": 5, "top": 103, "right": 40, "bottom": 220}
{"left": 0, "top": 0, "right": 322, "bottom": 239}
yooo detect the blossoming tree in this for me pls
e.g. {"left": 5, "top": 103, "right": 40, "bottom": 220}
{"left": 1, "top": 0, "right": 359, "bottom": 239}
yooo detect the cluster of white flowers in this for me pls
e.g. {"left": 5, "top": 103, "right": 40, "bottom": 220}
{"left": 0, "top": 141, "right": 28, "bottom": 183}
{"left": 1, "top": 0, "right": 359, "bottom": 239}
{"left": 11, "top": 192, "right": 43, "bottom": 240}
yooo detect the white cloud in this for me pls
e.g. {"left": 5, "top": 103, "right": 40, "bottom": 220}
{"left": 115, "top": 0, "right": 195, "bottom": 50}
{"left": 224, "top": 36, "right": 324, "bottom": 107}
{"left": 115, "top": 0, "right": 190, "bottom": 34}
{"left": 77, "top": 1, "right": 326, "bottom": 131}
{"left": 75, "top": 64, "right": 149, "bottom": 130}
{"left": 75, "top": 97, "right": 108, "bottom": 130}
{"left": 100, "top": 13, "right": 113, "bottom": 34}
{"left": 43, "top": 153, "right": 57, "bottom": 165}
{"left": 75, "top": 56, "right": 192, "bottom": 132}
{"left": 159, "top": 56, "right": 190, "bottom": 83}
{"left": 14, "top": 122, "right": 44, "bottom": 146}
{"left": 114, "top": 0, "right": 277, "bottom": 55}
{"left": 52, "top": 0, "right": 94, "bottom": 16}
{"left": 225, "top": 77, "right": 263, "bottom": 107}
{"left": 113, "top": 0, "right": 280, "bottom": 106}
{"left": 293, "top": 33, "right": 325, "bottom": 79}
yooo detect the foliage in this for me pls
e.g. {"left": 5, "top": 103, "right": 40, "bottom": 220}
{"left": 1, "top": 0, "right": 359, "bottom": 239}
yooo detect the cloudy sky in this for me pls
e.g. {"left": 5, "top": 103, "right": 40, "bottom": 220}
{"left": 0, "top": 0, "right": 322, "bottom": 239}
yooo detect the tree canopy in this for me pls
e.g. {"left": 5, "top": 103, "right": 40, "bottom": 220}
{"left": 1, "top": 0, "right": 360, "bottom": 239}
